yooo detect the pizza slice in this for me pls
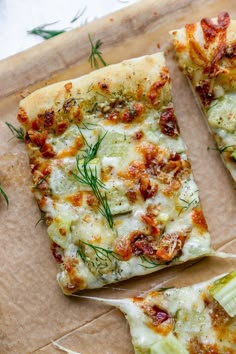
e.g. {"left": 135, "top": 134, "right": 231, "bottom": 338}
{"left": 78, "top": 271, "right": 236, "bottom": 354}
{"left": 170, "top": 12, "right": 236, "bottom": 182}
{"left": 17, "top": 53, "right": 212, "bottom": 294}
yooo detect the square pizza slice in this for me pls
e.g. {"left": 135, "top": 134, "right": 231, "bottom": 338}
{"left": 17, "top": 53, "right": 212, "bottom": 294}
{"left": 170, "top": 12, "right": 236, "bottom": 182}
{"left": 81, "top": 271, "right": 236, "bottom": 354}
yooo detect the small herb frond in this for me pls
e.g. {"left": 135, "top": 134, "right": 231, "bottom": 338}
{"left": 77, "top": 247, "right": 86, "bottom": 262}
{"left": 177, "top": 196, "right": 199, "bottom": 216}
{"left": 207, "top": 144, "right": 236, "bottom": 154}
{"left": 79, "top": 241, "right": 120, "bottom": 262}
{"left": 139, "top": 255, "right": 163, "bottom": 268}
{"left": 157, "top": 286, "right": 174, "bottom": 292}
{"left": 27, "top": 22, "right": 66, "bottom": 40}
{"left": 73, "top": 133, "right": 113, "bottom": 228}
{"left": 5, "top": 122, "right": 24, "bottom": 140}
{"left": 70, "top": 6, "right": 87, "bottom": 23}
{"left": 33, "top": 174, "right": 49, "bottom": 190}
{"left": 0, "top": 184, "right": 9, "bottom": 206}
{"left": 35, "top": 209, "right": 46, "bottom": 227}
{"left": 88, "top": 34, "right": 107, "bottom": 69}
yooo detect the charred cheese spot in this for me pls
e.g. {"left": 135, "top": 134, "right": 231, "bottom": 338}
{"left": 17, "top": 107, "right": 29, "bottom": 126}
{"left": 148, "top": 68, "right": 170, "bottom": 106}
{"left": 192, "top": 208, "right": 208, "bottom": 232}
{"left": 64, "top": 82, "right": 73, "bottom": 92}
{"left": 159, "top": 107, "right": 179, "bottom": 137}
{"left": 188, "top": 337, "right": 219, "bottom": 354}
{"left": 65, "top": 192, "right": 83, "bottom": 207}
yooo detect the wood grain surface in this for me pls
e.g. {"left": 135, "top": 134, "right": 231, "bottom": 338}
{"left": 0, "top": 0, "right": 236, "bottom": 353}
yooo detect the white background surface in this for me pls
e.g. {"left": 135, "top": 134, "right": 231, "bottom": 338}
{"left": 0, "top": 0, "right": 138, "bottom": 60}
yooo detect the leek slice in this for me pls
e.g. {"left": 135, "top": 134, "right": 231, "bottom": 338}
{"left": 150, "top": 333, "right": 188, "bottom": 354}
{"left": 106, "top": 187, "right": 132, "bottom": 215}
{"left": 210, "top": 271, "right": 236, "bottom": 317}
{"left": 48, "top": 216, "right": 72, "bottom": 248}
{"left": 97, "top": 131, "right": 131, "bottom": 158}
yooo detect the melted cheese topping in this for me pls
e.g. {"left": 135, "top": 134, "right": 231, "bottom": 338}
{"left": 112, "top": 274, "right": 236, "bottom": 354}
{"left": 18, "top": 53, "right": 212, "bottom": 293}
{"left": 170, "top": 12, "right": 236, "bottom": 183}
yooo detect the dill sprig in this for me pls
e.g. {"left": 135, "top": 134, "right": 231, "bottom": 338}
{"left": 78, "top": 241, "right": 120, "bottom": 262}
{"left": 177, "top": 196, "right": 199, "bottom": 216}
{"left": 70, "top": 6, "right": 87, "bottom": 23}
{"left": 88, "top": 34, "right": 107, "bottom": 69}
{"left": 35, "top": 209, "right": 46, "bottom": 227}
{"left": 27, "top": 22, "right": 66, "bottom": 40}
{"left": 0, "top": 183, "right": 8, "bottom": 206}
{"left": 72, "top": 132, "right": 114, "bottom": 228}
{"left": 33, "top": 174, "right": 49, "bottom": 190}
{"left": 5, "top": 122, "right": 24, "bottom": 140}
{"left": 208, "top": 144, "right": 236, "bottom": 154}
{"left": 139, "top": 255, "right": 163, "bottom": 268}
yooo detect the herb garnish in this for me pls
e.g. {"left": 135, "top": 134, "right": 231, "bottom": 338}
{"left": 78, "top": 241, "right": 120, "bottom": 262}
{"left": 27, "top": 22, "right": 66, "bottom": 40}
{"left": 35, "top": 209, "right": 46, "bottom": 227}
{"left": 5, "top": 122, "right": 24, "bottom": 140}
{"left": 139, "top": 255, "right": 163, "bottom": 268}
{"left": 70, "top": 6, "right": 87, "bottom": 23}
{"left": 33, "top": 174, "right": 49, "bottom": 190}
{"left": 177, "top": 196, "right": 199, "bottom": 216}
{"left": 88, "top": 34, "right": 107, "bottom": 69}
{"left": 208, "top": 144, "right": 236, "bottom": 154}
{"left": 72, "top": 132, "right": 114, "bottom": 228}
{"left": 0, "top": 183, "right": 8, "bottom": 206}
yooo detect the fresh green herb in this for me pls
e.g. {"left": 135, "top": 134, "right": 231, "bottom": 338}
{"left": 208, "top": 144, "right": 236, "bottom": 154}
{"left": 5, "top": 122, "right": 24, "bottom": 140}
{"left": 72, "top": 133, "right": 113, "bottom": 228}
{"left": 157, "top": 286, "right": 174, "bottom": 292}
{"left": 33, "top": 174, "right": 49, "bottom": 190}
{"left": 177, "top": 197, "right": 199, "bottom": 216}
{"left": 78, "top": 240, "right": 120, "bottom": 262}
{"left": 35, "top": 209, "right": 46, "bottom": 227}
{"left": 70, "top": 6, "right": 87, "bottom": 23}
{"left": 88, "top": 34, "right": 107, "bottom": 69}
{"left": 231, "top": 151, "right": 236, "bottom": 161}
{"left": 27, "top": 22, "right": 66, "bottom": 40}
{"left": 0, "top": 183, "right": 8, "bottom": 206}
{"left": 139, "top": 255, "right": 163, "bottom": 268}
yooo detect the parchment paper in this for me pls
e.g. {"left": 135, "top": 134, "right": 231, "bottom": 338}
{"left": 1, "top": 0, "right": 236, "bottom": 353}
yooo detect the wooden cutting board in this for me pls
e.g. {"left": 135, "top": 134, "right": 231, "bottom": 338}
{"left": 1, "top": 0, "right": 236, "bottom": 353}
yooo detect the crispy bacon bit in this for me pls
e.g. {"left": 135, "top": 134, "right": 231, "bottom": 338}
{"left": 139, "top": 174, "right": 158, "bottom": 200}
{"left": 201, "top": 12, "right": 230, "bottom": 44}
{"left": 148, "top": 68, "right": 170, "bottom": 106}
{"left": 120, "top": 103, "right": 144, "bottom": 123}
{"left": 25, "top": 130, "right": 48, "bottom": 147}
{"left": 131, "top": 233, "right": 156, "bottom": 257}
{"left": 56, "top": 121, "right": 68, "bottom": 135}
{"left": 51, "top": 242, "right": 63, "bottom": 264}
{"left": 191, "top": 208, "right": 208, "bottom": 231}
{"left": 188, "top": 337, "right": 219, "bottom": 354}
{"left": 17, "top": 107, "right": 28, "bottom": 125}
{"left": 98, "top": 82, "right": 109, "bottom": 93}
{"left": 31, "top": 119, "right": 40, "bottom": 131}
{"left": 138, "top": 142, "right": 158, "bottom": 164}
{"left": 86, "top": 192, "right": 99, "bottom": 207}
{"left": 66, "top": 192, "right": 83, "bottom": 207}
{"left": 43, "top": 110, "right": 54, "bottom": 128}
{"left": 125, "top": 189, "right": 137, "bottom": 203}
{"left": 64, "top": 82, "right": 72, "bottom": 92}
{"left": 128, "top": 161, "right": 146, "bottom": 179}
{"left": 114, "top": 237, "right": 132, "bottom": 261}
{"left": 144, "top": 305, "right": 170, "bottom": 326}
{"left": 156, "top": 231, "right": 187, "bottom": 261}
{"left": 195, "top": 80, "right": 214, "bottom": 106}
{"left": 206, "top": 298, "right": 231, "bottom": 328}
{"left": 40, "top": 143, "right": 56, "bottom": 158}
{"left": 159, "top": 107, "right": 179, "bottom": 137}
{"left": 134, "top": 130, "right": 144, "bottom": 140}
